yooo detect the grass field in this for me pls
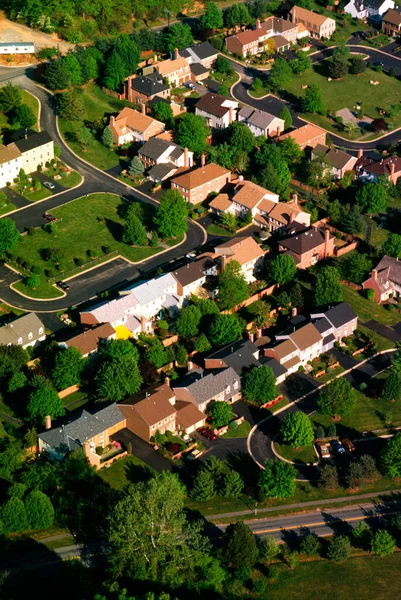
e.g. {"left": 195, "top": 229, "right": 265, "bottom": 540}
{"left": 57, "top": 171, "right": 82, "bottom": 189}
{"left": 0, "top": 90, "right": 39, "bottom": 132}
{"left": 12, "top": 279, "right": 64, "bottom": 300}
{"left": 267, "top": 552, "right": 401, "bottom": 599}
{"left": 98, "top": 454, "right": 155, "bottom": 489}
{"left": 342, "top": 285, "right": 401, "bottom": 326}
{"left": 222, "top": 420, "right": 251, "bottom": 438}
{"left": 274, "top": 442, "right": 317, "bottom": 464}
{"left": 11, "top": 194, "right": 177, "bottom": 298}
{"left": 24, "top": 187, "right": 52, "bottom": 202}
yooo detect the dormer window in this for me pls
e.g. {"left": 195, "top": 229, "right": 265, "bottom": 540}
{"left": 28, "top": 332, "right": 33, "bottom": 340}
{"left": 18, "top": 337, "right": 22, "bottom": 345}
{"left": 122, "top": 127, "right": 126, "bottom": 134}
{"left": 39, "top": 327, "right": 43, "bottom": 335}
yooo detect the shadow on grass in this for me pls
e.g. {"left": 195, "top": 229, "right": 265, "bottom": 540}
{"left": 105, "top": 217, "right": 124, "bottom": 244}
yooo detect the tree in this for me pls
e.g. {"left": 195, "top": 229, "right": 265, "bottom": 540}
{"left": 123, "top": 212, "right": 148, "bottom": 246}
{"left": 291, "top": 52, "right": 312, "bottom": 74}
{"left": 155, "top": 189, "right": 188, "bottom": 239}
{"left": 151, "top": 101, "right": 174, "bottom": 128}
{"left": 7, "top": 371, "right": 27, "bottom": 393}
{"left": 248, "top": 299, "right": 270, "bottom": 328}
{"left": 269, "top": 254, "right": 297, "bottom": 285}
{"left": 142, "top": 336, "right": 167, "bottom": 369}
{"left": 25, "top": 490, "right": 55, "bottom": 530}
{"left": 356, "top": 182, "right": 387, "bottom": 215}
{"left": 175, "top": 113, "right": 209, "bottom": 155}
{"left": 242, "top": 366, "right": 278, "bottom": 406}
{"left": 104, "top": 50, "right": 126, "bottom": 91}
{"left": 175, "top": 344, "right": 188, "bottom": 366}
{"left": 279, "top": 137, "right": 303, "bottom": 163}
{"left": 208, "top": 314, "right": 243, "bottom": 347}
{"left": 224, "top": 3, "right": 251, "bottom": 27}
{"left": 315, "top": 425, "right": 325, "bottom": 439}
{"left": 346, "top": 460, "right": 365, "bottom": 489}
{"left": 328, "top": 56, "right": 349, "bottom": 79}
{"left": 62, "top": 54, "right": 83, "bottom": 85}
{"left": 328, "top": 422, "right": 337, "bottom": 437}
{"left": 190, "top": 469, "right": 215, "bottom": 501}
{"left": 175, "top": 305, "right": 202, "bottom": 339}
{"left": 0, "top": 82, "right": 22, "bottom": 113}
{"left": 269, "top": 57, "right": 292, "bottom": 91}
{"left": 115, "top": 34, "right": 140, "bottom": 76}
{"left": 382, "top": 371, "right": 401, "bottom": 402}
{"left": 218, "top": 259, "right": 249, "bottom": 310}
{"left": 279, "top": 106, "right": 292, "bottom": 130}
{"left": 27, "top": 380, "right": 65, "bottom": 424}
{"left": 0, "top": 218, "right": 20, "bottom": 256}
{"left": 222, "top": 521, "right": 259, "bottom": 569}
{"left": 258, "top": 535, "right": 280, "bottom": 562}
{"left": 12, "top": 104, "right": 36, "bottom": 128}
{"left": 340, "top": 252, "right": 372, "bottom": 285}
{"left": 221, "top": 212, "right": 237, "bottom": 233}
{"left": 342, "top": 204, "right": 364, "bottom": 234}
{"left": 215, "top": 56, "right": 234, "bottom": 76}
{"left": 98, "top": 339, "right": 139, "bottom": 363}
{"left": 256, "top": 144, "right": 291, "bottom": 196}
{"left": 315, "top": 266, "right": 343, "bottom": 306}
{"left": 128, "top": 156, "right": 145, "bottom": 177}
{"left": 25, "top": 274, "right": 40, "bottom": 290}
{"left": 190, "top": 296, "right": 220, "bottom": 317}
{"left": 102, "top": 126, "right": 114, "bottom": 148}
{"left": 208, "top": 401, "right": 232, "bottom": 429}
{"left": 327, "top": 536, "right": 351, "bottom": 561}
{"left": 260, "top": 460, "right": 296, "bottom": 499}
{"left": 163, "top": 23, "right": 193, "bottom": 53}
{"left": 0, "top": 345, "right": 29, "bottom": 380}
{"left": 195, "top": 333, "right": 211, "bottom": 353}
{"left": 300, "top": 533, "right": 321, "bottom": 555}
{"left": 95, "top": 356, "right": 142, "bottom": 401}
{"left": 200, "top": 2, "right": 223, "bottom": 29}
{"left": 371, "top": 530, "right": 395, "bottom": 557}
{"left": 381, "top": 432, "right": 401, "bottom": 478}
{"left": 281, "top": 412, "right": 314, "bottom": 448}
{"left": 221, "top": 470, "right": 244, "bottom": 498}
{"left": 290, "top": 283, "right": 304, "bottom": 310}
{"left": 359, "top": 454, "right": 379, "bottom": 481}
{"left": 58, "top": 88, "right": 85, "bottom": 121}
{"left": 51, "top": 347, "right": 85, "bottom": 391}
{"left": 391, "top": 343, "right": 401, "bottom": 374}
{"left": 226, "top": 122, "right": 255, "bottom": 155}
{"left": 383, "top": 233, "right": 401, "bottom": 258}
{"left": 302, "top": 83, "right": 326, "bottom": 115}
{"left": 317, "top": 377, "right": 356, "bottom": 419}
{"left": 0, "top": 498, "right": 29, "bottom": 533}
{"left": 108, "top": 472, "right": 209, "bottom": 582}
{"left": 319, "top": 464, "right": 339, "bottom": 490}
{"left": 44, "top": 59, "right": 70, "bottom": 90}
{"left": 349, "top": 57, "right": 367, "bottom": 75}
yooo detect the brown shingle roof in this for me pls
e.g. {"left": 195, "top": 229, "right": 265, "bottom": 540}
{"left": 290, "top": 5, "right": 333, "bottom": 27}
{"left": 289, "top": 322, "right": 322, "bottom": 352}
{"left": 383, "top": 8, "right": 401, "bottom": 25}
{"left": 215, "top": 235, "right": 265, "bottom": 266}
{"left": 209, "top": 193, "right": 233, "bottom": 212}
{"left": 268, "top": 201, "right": 303, "bottom": 225}
{"left": 195, "top": 92, "right": 237, "bottom": 117}
{"left": 121, "top": 383, "right": 176, "bottom": 426}
{"left": 0, "top": 143, "right": 21, "bottom": 165}
{"left": 171, "top": 162, "right": 231, "bottom": 191}
{"left": 374, "top": 256, "right": 401, "bottom": 286}
{"left": 155, "top": 57, "right": 189, "bottom": 77}
{"left": 273, "top": 339, "right": 297, "bottom": 360}
{"left": 280, "top": 124, "right": 326, "bottom": 148}
{"left": 233, "top": 181, "right": 278, "bottom": 210}
{"left": 112, "top": 107, "right": 164, "bottom": 136}
{"left": 172, "top": 256, "right": 214, "bottom": 287}
{"left": 279, "top": 228, "right": 331, "bottom": 255}
{"left": 63, "top": 323, "right": 115, "bottom": 355}
{"left": 228, "top": 28, "right": 262, "bottom": 46}
{"left": 175, "top": 401, "right": 205, "bottom": 429}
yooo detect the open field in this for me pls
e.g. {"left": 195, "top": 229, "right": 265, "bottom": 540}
{"left": 341, "top": 285, "right": 401, "bottom": 327}
{"left": 274, "top": 441, "right": 317, "bottom": 464}
{"left": 98, "top": 454, "right": 155, "bottom": 489}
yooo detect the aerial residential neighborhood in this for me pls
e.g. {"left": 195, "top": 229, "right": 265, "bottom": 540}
{"left": 2, "top": 0, "right": 401, "bottom": 598}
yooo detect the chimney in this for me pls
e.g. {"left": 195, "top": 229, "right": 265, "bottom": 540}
{"left": 174, "top": 47, "right": 179, "bottom": 60}
{"left": 154, "top": 54, "right": 158, "bottom": 63}
{"left": 201, "top": 153, "right": 206, "bottom": 168}
{"left": 229, "top": 106, "right": 234, "bottom": 124}
{"left": 291, "top": 307, "right": 297, "bottom": 318}
{"left": 235, "top": 24, "right": 240, "bottom": 32}
{"left": 188, "top": 360, "right": 193, "bottom": 371}
{"left": 256, "top": 19, "right": 261, "bottom": 29}
{"left": 82, "top": 441, "right": 91, "bottom": 458}
{"left": 45, "top": 415, "right": 52, "bottom": 430}
{"left": 247, "top": 331, "right": 255, "bottom": 342}
{"left": 289, "top": 212, "right": 294, "bottom": 223}
{"left": 391, "top": 162, "right": 395, "bottom": 179}
{"left": 276, "top": 125, "right": 281, "bottom": 137}
{"left": 24, "top": 128, "right": 28, "bottom": 140}
{"left": 358, "top": 149, "right": 363, "bottom": 159}
{"left": 372, "top": 269, "right": 377, "bottom": 280}
{"left": 292, "top": 193, "right": 298, "bottom": 204}
{"left": 141, "top": 316, "right": 147, "bottom": 333}
{"left": 164, "top": 376, "right": 170, "bottom": 386}
{"left": 110, "top": 115, "right": 115, "bottom": 126}
{"left": 184, "top": 147, "right": 189, "bottom": 168}
{"left": 141, "top": 103, "right": 146, "bottom": 115}
{"left": 256, "top": 328, "right": 262, "bottom": 339}
{"left": 221, "top": 254, "right": 227, "bottom": 271}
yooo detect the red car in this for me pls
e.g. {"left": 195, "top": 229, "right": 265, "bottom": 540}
{"left": 198, "top": 427, "right": 217, "bottom": 441}
{"left": 43, "top": 213, "right": 57, "bottom": 222}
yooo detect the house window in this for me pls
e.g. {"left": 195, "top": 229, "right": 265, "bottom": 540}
{"left": 39, "top": 327, "right": 44, "bottom": 335}
{"left": 234, "top": 381, "right": 238, "bottom": 390}
{"left": 151, "top": 424, "right": 156, "bottom": 430}
{"left": 164, "top": 418, "right": 168, "bottom": 424}
{"left": 18, "top": 337, "right": 23, "bottom": 345}
{"left": 28, "top": 332, "right": 33, "bottom": 340}
{"left": 170, "top": 415, "right": 174, "bottom": 421}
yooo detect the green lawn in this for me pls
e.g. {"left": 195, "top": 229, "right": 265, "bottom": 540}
{"left": 274, "top": 442, "right": 317, "bottom": 464}
{"left": 10, "top": 194, "right": 176, "bottom": 298}
{"left": 57, "top": 171, "right": 82, "bottom": 189}
{"left": 62, "top": 390, "right": 88, "bottom": 411}
{"left": 0, "top": 201, "right": 16, "bottom": 216}
{"left": 98, "top": 454, "right": 155, "bottom": 489}
{"left": 0, "top": 90, "right": 39, "bottom": 131}
{"left": 358, "top": 324, "right": 394, "bottom": 352}
{"left": 207, "top": 224, "right": 233, "bottom": 237}
{"left": 342, "top": 285, "right": 401, "bottom": 326}
{"left": 58, "top": 83, "right": 137, "bottom": 171}
{"left": 283, "top": 62, "right": 401, "bottom": 139}
{"left": 24, "top": 187, "right": 52, "bottom": 202}
{"left": 222, "top": 420, "right": 251, "bottom": 438}
{"left": 267, "top": 553, "right": 401, "bottom": 599}
{"left": 12, "top": 279, "right": 64, "bottom": 300}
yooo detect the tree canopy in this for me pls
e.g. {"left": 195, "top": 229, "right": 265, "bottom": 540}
{"left": 281, "top": 412, "right": 315, "bottom": 447}
{"left": 175, "top": 113, "right": 209, "bottom": 155}
{"left": 242, "top": 366, "right": 278, "bottom": 406}
{"left": 208, "top": 314, "right": 243, "bottom": 347}
{"left": 0, "top": 218, "right": 20, "bottom": 256}
{"left": 155, "top": 189, "right": 188, "bottom": 239}
{"left": 27, "top": 378, "right": 65, "bottom": 424}
{"left": 208, "top": 401, "right": 232, "bottom": 429}
{"left": 218, "top": 260, "right": 249, "bottom": 310}
{"left": 51, "top": 347, "right": 85, "bottom": 391}
{"left": 356, "top": 182, "right": 387, "bottom": 215}
{"left": 269, "top": 254, "right": 297, "bottom": 285}
{"left": 260, "top": 459, "right": 296, "bottom": 499}
{"left": 222, "top": 522, "right": 259, "bottom": 569}
{"left": 315, "top": 266, "right": 343, "bottom": 307}
{"left": 302, "top": 83, "right": 326, "bottom": 115}
{"left": 95, "top": 355, "right": 142, "bottom": 401}
{"left": 381, "top": 432, "right": 401, "bottom": 478}
{"left": 317, "top": 377, "right": 357, "bottom": 419}
{"left": 175, "top": 305, "right": 202, "bottom": 339}
{"left": 199, "top": 1, "right": 223, "bottom": 29}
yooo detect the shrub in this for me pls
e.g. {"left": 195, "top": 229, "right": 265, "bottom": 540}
{"left": 28, "top": 226, "right": 36, "bottom": 236}
{"left": 366, "top": 288, "right": 375, "bottom": 301}
{"left": 102, "top": 245, "right": 112, "bottom": 254}
{"left": 87, "top": 249, "right": 98, "bottom": 258}
{"left": 45, "top": 268, "right": 57, "bottom": 277}
{"left": 16, "top": 256, "right": 24, "bottom": 264}
{"left": 74, "top": 257, "right": 86, "bottom": 266}
{"left": 359, "top": 382, "right": 368, "bottom": 392}
{"left": 8, "top": 252, "right": 17, "bottom": 262}
{"left": 23, "top": 262, "right": 32, "bottom": 271}
{"left": 387, "top": 304, "right": 395, "bottom": 312}
{"left": 31, "top": 265, "right": 42, "bottom": 275}
{"left": 229, "top": 420, "right": 238, "bottom": 431}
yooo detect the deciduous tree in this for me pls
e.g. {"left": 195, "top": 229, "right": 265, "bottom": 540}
{"left": 200, "top": 2, "right": 223, "bottom": 29}
{"left": 381, "top": 432, "right": 401, "bottom": 478}
{"left": 104, "top": 50, "right": 126, "bottom": 91}
{"left": 25, "top": 490, "right": 55, "bottom": 530}
{"left": 269, "top": 57, "right": 292, "bottom": 91}
{"left": 208, "top": 314, "right": 243, "bottom": 347}
{"left": 317, "top": 377, "right": 356, "bottom": 419}
{"left": 356, "top": 182, "right": 387, "bottom": 215}
{"left": 175, "top": 305, "right": 202, "bottom": 339}
{"left": 175, "top": 113, "right": 209, "bottom": 155}
{"left": 0, "top": 82, "right": 22, "bottom": 112}
{"left": 279, "top": 106, "right": 292, "bottom": 130}
{"left": 269, "top": 254, "right": 297, "bottom": 285}
{"left": 315, "top": 266, "right": 343, "bottom": 306}
{"left": 51, "top": 347, "right": 85, "bottom": 391}
{"left": 102, "top": 126, "right": 114, "bottom": 148}
{"left": 382, "top": 371, "right": 401, "bottom": 402}
{"left": 302, "top": 83, "right": 326, "bottom": 115}
{"left": 27, "top": 378, "right": 65, "bottom": 424}
{"left": 349, "top": 57, "right": 367, "bottom": 75}
{"left": 218, "top": 259, "right": 249, "bottom": 310}
{"left": 383, "top": 233, "right": 401, "bottom": 258}
{"left": 163, "top": 23, "right": 193, "bottom": 53}
{"left": 222, "top": 521, "right": 259, "bottom": 568}
{"left": 242, "top": 366, "right": 278, "bottom": 406}
{"left": 151, "top": 101, "right": 174, "bottom": 128}
{"left": 12, "top": 104, "right": 36, "bottom": 128}
{"left": 260, "top": 459, "right": 296, "bottom": 499}
{"left": 95, "top": 356, "right": 142, "bottom": 401}
{"left": 258, "top": 535, "right": 279, "bottom": 562}
{"left": 208, "top": 401, "right": 232, "bottom": 429}
{"left": 300, "top": 533, "right": 321, "bottom": 555}
{"left": 281, "top": 412, "right": 314, "bottom": 447}
{"left": 0, "top": 218, "right": 20, "bottom": 256}
{"left": 0, "top": 498, "right": 29, "bottom": 533}
{"left": 155, "top": 189, "right": 188, "bottom": 239}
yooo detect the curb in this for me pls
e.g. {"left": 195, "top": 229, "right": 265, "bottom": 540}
{"left": 9, "top": 280, "right": 65, "bottom": 302}
{"left": 270, "top": 440, "right": 319, "bottom": 467}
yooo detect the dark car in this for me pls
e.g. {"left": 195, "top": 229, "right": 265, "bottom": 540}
{"left": 198, "top": 427, "right": 217, "bottom": 441}
{"left": 56, "top": 281, "right": 70, "bottom": 291}
{"left": 330, "top": 439, "right": 345, "bottom": 455}
{"left": 43, "top": 213, "right": 56, "bottom": 222}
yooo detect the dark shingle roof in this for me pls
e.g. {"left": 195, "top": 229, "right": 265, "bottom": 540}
{"left": 147, "top": 163, "right": 177, "bottom": 181}
{"left": 259, "top": 356, "right": 287, "bottom": 378}
{"left": 190, "top": 63, "right": 209, "bottom": 76}
{"left": 174, "top": 367, "right": 240, "bottom": 406}
{"left": 322, "top": 302, "right": 358, "bottom": 329}
{"left": 313, "top": 317, "right": 332, "bottom": 335}
{"left": 139, "top": 137, "right": 175, "bottom": 161}
{"left": 130, "top": 75, "right": 169, "bottom": 97}
{"left": 189, "top": 41, "right": 218, "bottom": 60}
{"left": 38, "top": 404, "right": 125, "bottom": 450}
{"left": 172, "top": 256, "right": 215, "bottom": 287}
{"left": 279, "top": 228, "right": 331, "bottom": 255}
{"left": 12, "top": 130, "right": 53, "bottom": 153}
{"left": 206, "top": 338, "right": 260, "bottom": 375}
{"left": 195, "top": 93, "right": 232, "bottom": 118}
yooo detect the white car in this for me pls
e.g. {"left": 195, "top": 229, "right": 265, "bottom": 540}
{"left": 185, "top": 82, "right": 195, "bottom": 89}
{"left": 43, "top": 181, "right": 55, "bottom": 190}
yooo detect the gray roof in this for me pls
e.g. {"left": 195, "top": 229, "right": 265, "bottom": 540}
{"left": 174, "top": 367, "right": 240, "bottom": 406}
{"left": 313, "top": 144, "right": 355, "bottom": 170}
{"left": 12, "top": 130, "right": 53, "bottom": 153}
{"left": 0, "top": 42, "right": 34, "bottom": 47}
{"left": 130, "top": 75, "right": 169, "bottom": 97}
{"left": 323, "top": 333, "right": 336, "bottom": 345}
{"left": 238, "top": 106, "right": 254, "bottom": 120}
{"left": 190, "top": 63, "right": 209, "bottom": 76}
{"left": 374, "top": 255, "right": 401, "bottom": 286}
{"left": 313, "top": 317, "right": 332, "bottom": 335}
{"left": 188, "top": 41, "right": 218, "bottom": 61}
{"left": 81, "top": 293, "right": 137, "bottom": 324}
{"left": 248, "top": 109, "right": 277, "bottom": 130}
{"left": 139, "top": 137, "right": 177, "bottom": 161}
{"left": 206, "top": 338, "right": 260, "bottom": 376}
{"left": 147, "top": 163, "right": 178, "bottom": 181}
{"left": 259, "top": 356, "right": 287, "bottom": 378}
{"left": 127, "top": 273, "right": 177, "bottom": 305}
{"left": 0, "top": 313, "right": 45, "bottom": 345}
{"left": 38, "top": 404, "right": 125, "bottom": 450}
{"left": 316, "top": 302, "right": 358, "bottom": 329}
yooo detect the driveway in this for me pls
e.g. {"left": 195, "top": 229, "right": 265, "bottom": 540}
{"left": 2, "top": 187, "right": 30, "bottom": 209}
{"left": 33, "top": 170, "right": 66, "bottom": 195}
{"left": 364, "top": 319, "right": 401, "bottom": 343}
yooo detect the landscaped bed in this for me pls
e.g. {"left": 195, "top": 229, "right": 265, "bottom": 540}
{"left": 8, "top": 193, "right": 182, "bottom": 299}
{"left": 274, "top": 441, "right": 317, "bottom": 464}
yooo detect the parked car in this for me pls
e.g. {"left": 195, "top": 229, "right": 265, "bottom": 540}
{"left": 43, "top": 181, "right": 55, "bottom": 190}
{"left": 342, "top": 438, "right": 355, "bottom": 452}
{"left": 198, "top": 427, "right": 217, "bottom": 441}
{"left": 43, "top": 213, "right": 57, "bottom": 222}
{"left": 56, "top": 281, "right": 70, "bottom": 291}
{"left": 184, "top": 82, "right": 195, "bottom": 89}
{"left": 187, "top": 448, "right": 202, "bottom": 460}
{"left": 317, "top": 443, "right": 330, "bottom": 459}
{"left": 186, "top": 252, "right": 196, "bottom": 260}
{"left": 330, "top": 439, "right": 345, "bottom": 455}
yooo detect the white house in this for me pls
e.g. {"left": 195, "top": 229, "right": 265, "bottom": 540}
{"left": 0, "top": 42, "right": 35, "bottom": 54}
{"left": 126, "top": 273, "right": 183, "bottom": 320}
{"left": 0, "top": 143, "right": 22, "bottom": 188}
{"left": 9, "top": 130, "right": 54, "bottom": 174}
{"left": 0, "top": 313, "right": 45, "bottom": 348}
{"left": 195, "top": 93, "right": 238, "bottom": 129}
{"left": 237, "top": 107, "right": 285, "bottom": 138}
{"left": 344, "top": 0, "right": 394, "bottom": 20}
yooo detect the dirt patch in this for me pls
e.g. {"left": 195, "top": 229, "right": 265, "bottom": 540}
{"left": 0, "top": 12, "right": 73, "bottom": 54}
{"left": 0, "top": 53, "right": 36, "bottom": 66}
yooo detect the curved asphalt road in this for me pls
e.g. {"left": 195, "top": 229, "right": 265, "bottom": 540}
{"left": 0, "top": 68, "right": 206, "bottom": 312}
{"left": 230, "top": 43, "right": 401, "bottom": 151}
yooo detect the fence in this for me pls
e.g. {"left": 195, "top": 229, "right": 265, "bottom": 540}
{"left": 102, "top": 87, "right": 125, "bottom": 101}
{"left": 290, "top": 178, "right": 322, "bottom": 197}
{"left": 162, "top": 335, "right": 179, "bottom": 348}
{"left": 222, "top": 284, "right": 276, "bottom": 314}
{"left": 335, "top": 241, "right": 358, "bottom": 257}
{"left": 58, "top": 384, "right": 79, "bottom": 399}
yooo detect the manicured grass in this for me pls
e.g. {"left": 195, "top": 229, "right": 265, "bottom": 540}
{"left": 21, "top": 90, "right": 39, "bottom": 131}
{"left": 0, "top": 303, "right": 23, "bottom": 317}
{"left": 284, "top": 62, "right": 401, "bottom": 139}
{"left": 42, "top": 535, "right": 75, "bottom": 550}
{"left": 222, "top": 420, "right": 251, "bottom": 439}
{"left": 11, "top": 194, "right": 173, "bottom": 285}
{"left": 341, "top": 285, "right": 401, "bottom": 326}
{"left": 98, "top": 454, "right": 155, "bottom": 490}
{"left": 358, "top": 324, "right": 394, "bottom": 352}
{"left": 0, "top": 201, "right": 16, "bottom": 216}
{"left": 57, "top": 171, "right": 83, "bottom": 189}
{"left": 316, "top": 365, "right": 345, "bottom": 383}
{"left": 274, "top": 442, "right": 317, "bottom": 464}
{"left": 12, "top": 279, "right": 64, "bottom": 300}
{"left": 207, "top": 223, "right": 233, "bottom": 237}
{"left": 62, "top": 390, "right": 88, "bottom": 411}
{"left": 24, "top": 187, "right": 52, "bottom": 202}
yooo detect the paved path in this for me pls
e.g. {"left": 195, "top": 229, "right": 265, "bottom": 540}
{"left": 364, "top": 319, "right": 401, "bottom": 344}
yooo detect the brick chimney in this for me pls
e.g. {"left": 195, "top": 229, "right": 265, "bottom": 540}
{"left": 82, "top": 441, "right": 91, "bottom": 458}
{"left": 324, "top": 228, "right": 331, "bottom": 257}
{"left": 276, "top": 125, "right": 281, "bottom": 137}
{"left": 164, "top": 376, "right": 170, "bottom": 386}
{"left": 235, "top": 24, "right": 240, "bottom": 32}
{"left": 292, "top": 193, "right": 298, "bottom": 204}
{"left": 220, "top": 254, "right": 228, "bottom": 271}
{"left": 110, "top": 115, "right": 115, "bottom": 126}
{"left": 45, "top": 415, "right": 51, "bottom": 430}
{"left": 247, "top": 331, "right": 255, "bottom": 342}
{"left": 291, "top": 307, "right": 297, "bottom": 318}
{"left": 256, "top": 19, "right": 261, "bottom": 29}
{"left": 372, "top": 269, "right": 377, "bottom": 280}
{"left": 141, "top": 316, "right": 147, "bottom": 333}
{"left": 255, "top": 328, "right": 262, "bottom": 339}
{"left": 229, "top": 106, "right": 234, "bottom": 124}
{"left": 184, "top": 147, "right": 189, "bottom": 168}
{"left": 174, "top": 47, "right": 179, "bottom": 60}
{"left": 201, "top": 153, "right": 206, "bottom": 168}
{"left": 154, "top": 54, "right": 158, "bottom": 63}
{"left": 391, "top": 161, "right": 395, "bottom": 181}
{"left": 358, "top": 149, "right": 363, "bottom": 159}
{"left": 141, "top": 103, "right": 146, "bottom": 115}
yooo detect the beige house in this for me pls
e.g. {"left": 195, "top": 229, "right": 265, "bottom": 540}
{"left": 280, "top": 123, "right": 326, "bottom": 150}
{"left": 289, "top": 5, "right": 336, "bottom": 38}
{"left": 214, "top": 235, "right": 266, "bottom": 283}
{"left": 173, "top": 367, "right": 241, "bottom": 413}
{"left": 0, "top": 143, "right": 22, "bottom": 188}
{"left": 109, "top": 106, "right": 165, "bottom": 145}
{"left": 0, "top": 312, "right": 46, "bottom": 348}
{"left": 171, "top": 160, "right": 231, "bottom": 204}
{"left": 155, "top": 52, "right": 191, "bottom": 86}
{"left": 9, "top": 130, "right": 54, "bottom": 174}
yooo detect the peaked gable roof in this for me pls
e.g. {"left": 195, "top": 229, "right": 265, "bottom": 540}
{"left": 113, "top": 107, "right": 164, "bottom": 136}
{"left": 173, "top": 367, "right": 240, "bottom": 406}
{"left": 279, "top": 227, "right": 331, "bottom": 255}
